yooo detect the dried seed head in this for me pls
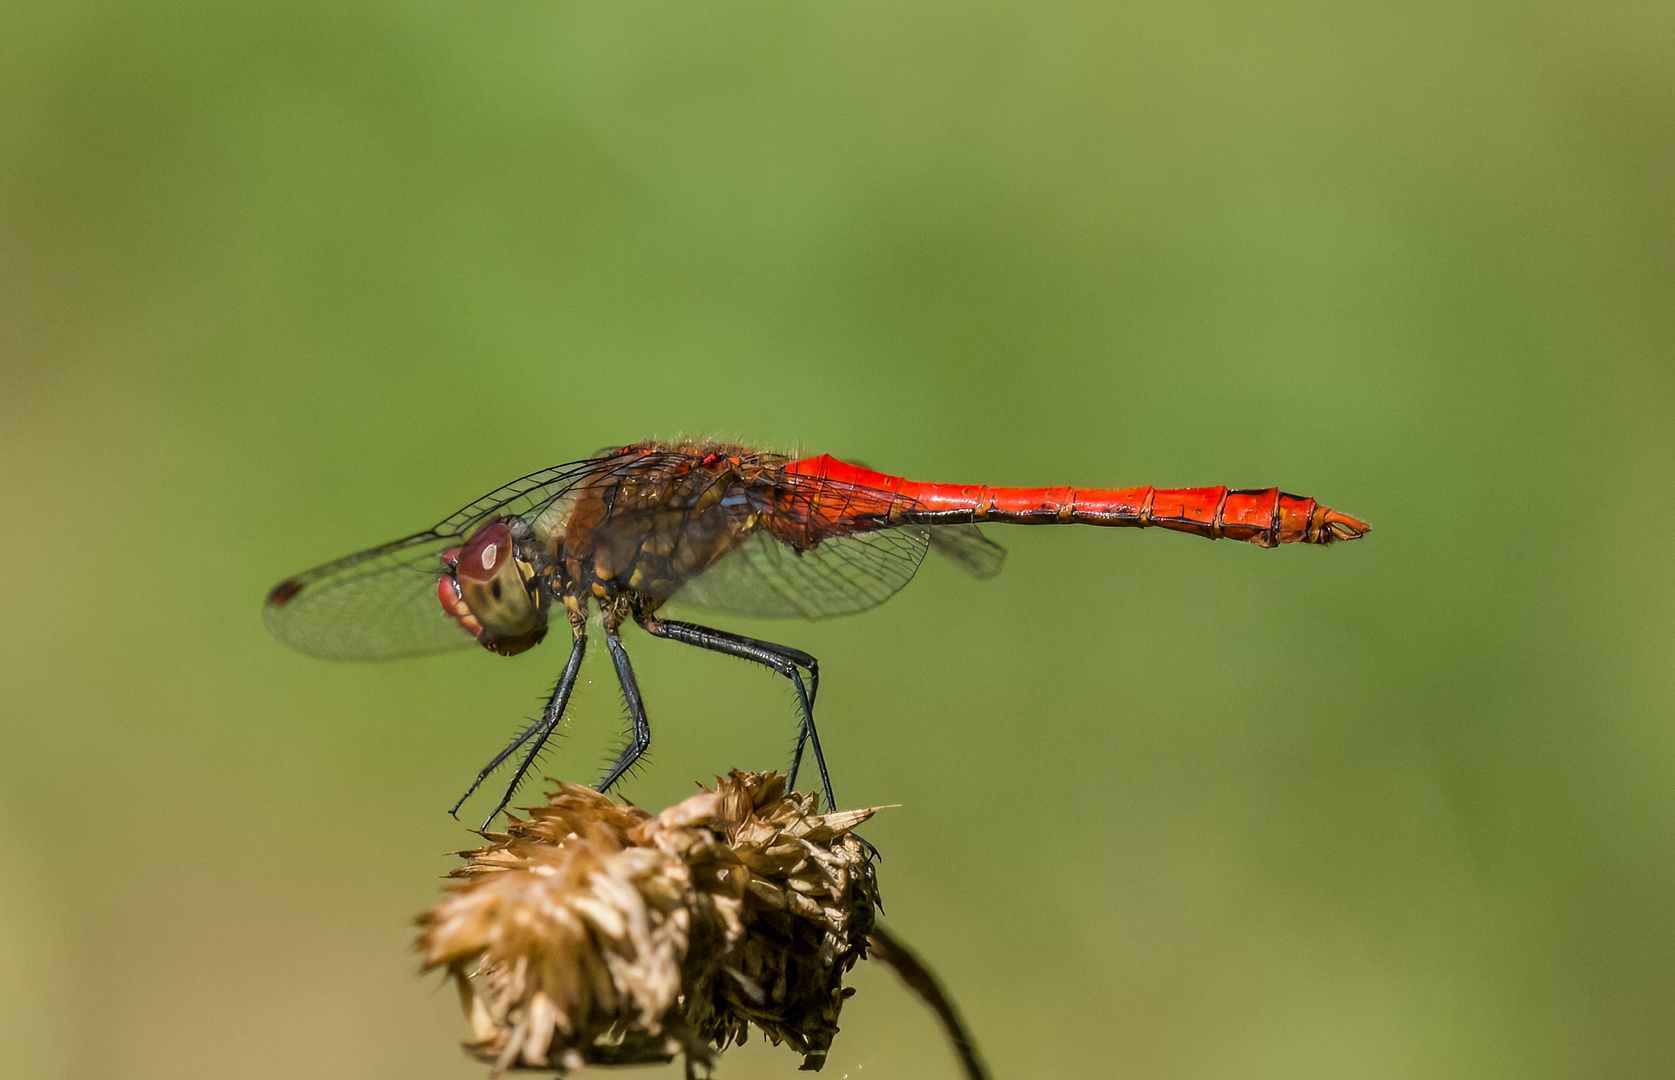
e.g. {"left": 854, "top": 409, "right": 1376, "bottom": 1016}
{"left": 416, "top": 771, "right": 880, "bottom": 1076}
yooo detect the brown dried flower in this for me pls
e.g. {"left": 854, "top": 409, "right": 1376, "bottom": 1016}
{"left": 416, "top": 771, "right": 881, "bottom": 1077}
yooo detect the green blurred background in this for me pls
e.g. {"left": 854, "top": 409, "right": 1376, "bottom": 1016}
{"left": 3, "top": 2, "right": 1672, "bottom": 1078}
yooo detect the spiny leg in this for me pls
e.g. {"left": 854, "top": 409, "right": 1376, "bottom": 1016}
{"left": 637, "top": 615, "right": 834, "bottom": 811}
{"left": 449, "top": 717, "right": 543, "bottom": 816}
{"left": 789, "top": 648, "right": 820, "bottom": 786}
{"left": 454, "top": 629, "right": 586, "bottom": 830}
{"left": 597, "top": 629, "right": 651, "bottom": 793}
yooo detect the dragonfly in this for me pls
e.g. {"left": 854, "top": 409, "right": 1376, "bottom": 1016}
{"left": 265, "top": 439, "right": 1369, "bottom": 828}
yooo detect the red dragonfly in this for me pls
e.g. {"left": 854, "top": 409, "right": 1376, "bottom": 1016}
{"left": 265, "top": 439, "right": 1369, "bottom": 827}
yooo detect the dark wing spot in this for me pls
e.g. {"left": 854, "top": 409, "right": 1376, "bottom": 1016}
{"left": 267, "top": 579, "right": 306, "bottom": 607}
{"left": 491, "top": 579, "right": 502, "bottom": 599}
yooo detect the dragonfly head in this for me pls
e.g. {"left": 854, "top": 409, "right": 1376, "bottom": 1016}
{"left": 438, "top": 518, "right": 549, "bottom": 656}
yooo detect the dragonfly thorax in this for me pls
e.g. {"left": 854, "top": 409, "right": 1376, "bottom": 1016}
{"left": 437, "top": 517, "right": 550, "bottom": 656}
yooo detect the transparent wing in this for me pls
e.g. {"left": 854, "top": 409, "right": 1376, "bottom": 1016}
{"left": 926, "top": 524, "right": 1006, "bottom": 579}
{"left": 434, "top": 450, "right": 644, "bottom": 541}
{"left": 263, "top": 533, "right": 473, "bottom": 660}
{"left": 262, "top": 451, "right": 643, "bottom": 660}
{"left": 668, "top": 527, "right": 932, "bottom": 620}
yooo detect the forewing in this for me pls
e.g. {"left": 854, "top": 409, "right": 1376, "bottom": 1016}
{"left": 927, "top": 524, "right": 1006, "bottom": 579}
{"left": 668, "top": 527, "right": 932, "bottom": 620}
{"left": 263, "top": 533, "right": 473, "bottom": 660}
{"left": 263, "top": 451, "right": 639, "bottom": 660}
{"left": 435, "top": 450, "right": 641, "bottom": 540}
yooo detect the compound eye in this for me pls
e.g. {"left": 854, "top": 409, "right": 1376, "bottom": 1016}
{"left": 457, "top": 521, "right": 512, "bottom": 582}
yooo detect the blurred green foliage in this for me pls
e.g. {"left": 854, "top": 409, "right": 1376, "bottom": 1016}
{"left": 4, "top": 2, "right": 1674, "bottom": 1078}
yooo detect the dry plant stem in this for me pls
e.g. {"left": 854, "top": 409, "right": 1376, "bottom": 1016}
{"left": 418, "top": 772, "right": 991, "bottom": 1078}
{"left": 867, "top": 924, "right": 991, "bottom": 1080}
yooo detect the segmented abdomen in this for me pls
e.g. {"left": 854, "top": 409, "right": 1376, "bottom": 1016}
{"left": 782, "top": 455, "right": 1370, "bottom": 547}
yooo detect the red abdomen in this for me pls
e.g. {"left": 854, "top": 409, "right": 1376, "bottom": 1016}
{"left": 783, "top": 455, "right": 1370, "bottom": 547}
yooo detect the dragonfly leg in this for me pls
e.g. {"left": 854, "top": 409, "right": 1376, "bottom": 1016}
{"left": 637, "top": 616, "right": 833, "bottom": 811}
{"left": 457, "top": 628, "right": 586, "bottom": 831}
{"left": 448, "top": 717, "right": 544, "bottom": 817}
{"left": 597, "top": 629, "right": 651, "bottom": 793}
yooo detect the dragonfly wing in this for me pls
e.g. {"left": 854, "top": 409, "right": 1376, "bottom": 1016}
{"left": 262, "top": 452, "right": 644, "bottom": 660}
{"left": 264, "top": 533, "right": 475, "bottom": 660}
{"left": 667, "top": 526, "right": 932, "bottom": 620}
{"left": 926, "top": 524, "right": 1006, "bottom": 579}
{"left": 435, "top": 450, "right": 642, "bottom": 540}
